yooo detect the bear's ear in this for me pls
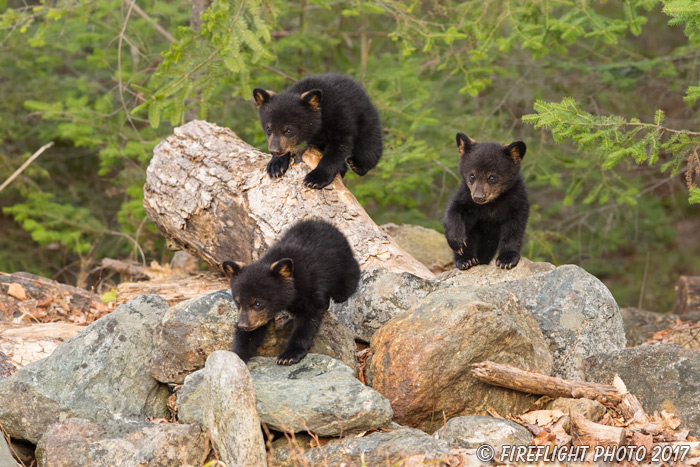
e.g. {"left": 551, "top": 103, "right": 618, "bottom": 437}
{"left": 505, "top": 141, "right": 526, "bottom": 163}
{"left": 253, "top": 89, "right": 276, "bottom": 109}
{"left": 270, "top": 258, "right": 294, "bottom": 280}
{"left": 456, "top": 133, "right": 474, "bottom": 156}
{"left": 300, "top": 89, "right": 322, "bottom": 111}
{"left": 222, "top": 260, "right": 245, "bottom": 278}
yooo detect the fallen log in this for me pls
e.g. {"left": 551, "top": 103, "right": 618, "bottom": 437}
{"left": 0, "top": 322, "right": 85, "bottom": 365}
{"left": 143, "top": 120, "right": 433, "bottom": 279}
{"left": 0, "top": 272, "right": 107, "bottom": 324}
{"left": 673, "top": 276, "right": 700, "bottom": 315}
{"left": 471, "top": 361, "right": 645, "bottom": 420}
{"left": 569, "top": 407, "right": 625, "bottom": 447}
{"left": 116, "top": 272, "right": 229, "bottom": 306}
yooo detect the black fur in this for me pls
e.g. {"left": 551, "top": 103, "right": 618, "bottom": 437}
{"left": 442, "top": 133, "right": 530, "bottom": 270}
{"left": 223, "top": 220, "right": 360, "bottom": 365}
{"left": 253, "top": 73, "right": 383, "bottom": 189}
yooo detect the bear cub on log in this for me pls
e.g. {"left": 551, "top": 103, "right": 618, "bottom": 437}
{"left": 253, "top": 73, "right": 383, "bottom": 189}
{"left": 442, "top": 132, "right": 529, "bottom": 270}
{"left": 223, "top": 219, "right": 360, "bottom": 365}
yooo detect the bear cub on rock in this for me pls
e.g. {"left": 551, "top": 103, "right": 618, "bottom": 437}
{"left": 223, "top": 219, "right": 360, "bottom": 365}
{"left": 442, "top": 132, "right": 529, "bottom": 270}
{"left": 253, "top": 73, "right": 383, "bottom": 189}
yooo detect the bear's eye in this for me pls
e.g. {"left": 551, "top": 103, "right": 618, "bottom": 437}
{"left": 285, "top": 128, "right": 293, "bottom": 135}
{"left": 468, "top": 174, "right": 475, "bottom": 183}
{"left": 266, "top": 128, "right": 272, "bottom": 135}
{"left": 253, "top": 300, "right": 263, "bottom": 310}
{"left": 488, "top": 175, "right": 497, "bottom": 183}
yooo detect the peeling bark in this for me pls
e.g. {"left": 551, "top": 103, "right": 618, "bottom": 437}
{"left": 143, "top": 120, "right": 433, "bottom": 279}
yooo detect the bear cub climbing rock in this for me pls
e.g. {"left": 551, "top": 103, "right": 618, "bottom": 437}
{"left": 442, "top": 132, "right": 529, "bottom": 270}
{"left": 223, "top": 219, "right": 360, "bottom": 365}
{"left": 253, "top": 73, "right": 383, "bottom": 189}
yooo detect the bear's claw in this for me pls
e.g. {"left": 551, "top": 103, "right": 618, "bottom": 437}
{"left": 276, "top": 349, "right": 308, "bottom": 365}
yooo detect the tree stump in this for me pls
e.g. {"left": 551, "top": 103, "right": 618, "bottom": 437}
{"left": 672, "top": 276, "right": 700, "bottom": 315}
{"left": 143, "top": 120, "right": 433, "bottom": 279}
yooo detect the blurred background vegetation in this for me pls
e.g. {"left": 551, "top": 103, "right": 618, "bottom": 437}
{"left": 1, "top": 0, "right": 699, "bottom": 312}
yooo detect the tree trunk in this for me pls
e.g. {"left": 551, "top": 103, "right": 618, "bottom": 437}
{"left": 0, "top": 272, "right": 107, "bottom": 324}
{"left": 672, "top": 276, "right": 700, "bottom": 315}
{"left": 143, "top": 120, "right": 434, "bottom": 279}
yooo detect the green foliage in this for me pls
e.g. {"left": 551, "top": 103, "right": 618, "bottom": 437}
{"left": 1, "top": 0, "right": 699, "bottom": 310}
{"left": 662, "top": 0, "right": 700, "bottom": 39}
{"left": 132, "top": 0, "right": 276, "bottom": 127}
{"left": 523, "top": 98, "right": 699, "bottom": 204}
{"left": 690, "top": 187, "right": 700, "bottom": 204}
{"left": 3, "top": 192, "right": 104, "bottom": 254}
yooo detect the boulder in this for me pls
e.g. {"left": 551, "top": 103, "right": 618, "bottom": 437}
{"left": 0, "top": 295, "right": 170, "bottom": 443}
{"left": 380, "top": 223, "right": 453, "bottom": 270}
{"left": 151, "top": 289, "right": 238, "bottom": 383}
{"left": 332, "top": 260, "right": 625, "bottom": 381}
{"left": 480, "top": 264, "right": 625, "bottom": 379}
{"left": 621, "top": 307, "right": 678, "bottom": 347}
{"left": 433, "top": 415, "right": 532, "bottom": 448}
{"left": 550, "top": 398, "right": 606, "bottom": 423}
{"left": 35, "top": 418, "right": 207, "bottom": 467}
{"left": 436, "top": 257, "right": 556, "bottom": 288}
{"left": 584, "top": 344, "right": 700, "bottom": 435}
{"left": 269, "top": 424, "right": 449, "bottom": 467}
{"left": 177, "top": 351, "right": 266, "bottom": 467}
{"left": 151, "top": 289, "right": 357, "bottom": 384}
{"left": 330, "top": 267, "right": 436, "bottom": 342}
{"left": 0, "top": 435, "right": 18, "bottom": 467}
{"left": 368, "top": 288, "right": 553, "bottom": 433}
{"left": 621, "top": 307, "right": 700, "bottom": 347}
{"left": 248, "top": 354, "right": 392, "bottom": 437}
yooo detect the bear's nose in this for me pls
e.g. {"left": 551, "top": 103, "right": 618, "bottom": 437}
{"left": 473, "top": 195, "right": 487, "bottom": 204}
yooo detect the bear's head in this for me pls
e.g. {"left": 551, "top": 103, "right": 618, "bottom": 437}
{"left": 456, "top": 132, "right": 526, "bottom": 204}
{"left": 222, "top": 258, "right": 295, "bottom": 331}
{"left": 252, "top": 88, "right": 323, "bottom": 157}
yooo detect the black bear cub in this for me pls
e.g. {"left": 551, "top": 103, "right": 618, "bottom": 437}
{"left": 222, "top": 219, "right": 360, "bottom": 365}
{"left": 442, "top": 133, "right": 529, "bottom": 270}
{"left": 253, "top": 73, "right": 383, "bottom": 189}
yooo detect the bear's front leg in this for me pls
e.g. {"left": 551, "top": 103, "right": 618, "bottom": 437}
{"left": 277, "top": 314, "right": 323, "bottom": 365}
{"left": 233, "top": 326, "right": 268, "bottom": 362}
{"left": 495, "top": 212, "right": 527, "bottom": 269}
{"left": 443, "top": 204, "right": 478, "bottom": 269}
{"left": 303, "top": 138, "right": 351, "bottom": 189}
{"left": 454, "top": 228, "right": 481, "bottom": 270}
{"left": 266, "top": 153, "right": 291, "bottom": 179}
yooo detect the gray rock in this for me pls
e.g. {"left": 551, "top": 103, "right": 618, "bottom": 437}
{"left": 434, "top": 415, "right": 532, "bottom": 449}
{"left": 380, "top": 223, "right": 454, "bottom": 270}
{"left": 151, "top": 289, "right": 237, "bottom": 383}
{"left": 177, "top": 351, "right": 266, "bottom": 467}
{"left": 621, "top": 307, "right": 700, "bottom": 347}
{"left": 486, "top": 265, "right": 626, "bottom": 379}
{"left": 584, "top": 344, "right": 700, "bottom": 435}
{"left": 368, "top": 288, "right": 553, "bottom": 433}
{"left": 269, "top": 424, "right": 450, "bottom": 467}
{"left": 152, "top": 289, "right": 357, "bottom": 384}
{"left": 0, "top": 435, "right": 18, "bottom": 467}
{"left": 35, "top": 418, "right": 207, "bottom": 467}
{"left": 249, "top": 354, "right": 393, "bottom": 437}
{"left": 436, "top": 257, "right": 556, "bottom": 289}
{"left": 330, "top": 267, "right": 437, "bottom": 342}
{"left": 551, "top": 398, "right": 606, "bottom": 423}
{"left": 0, "top": 295, "right": 170, "bottom": 444}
